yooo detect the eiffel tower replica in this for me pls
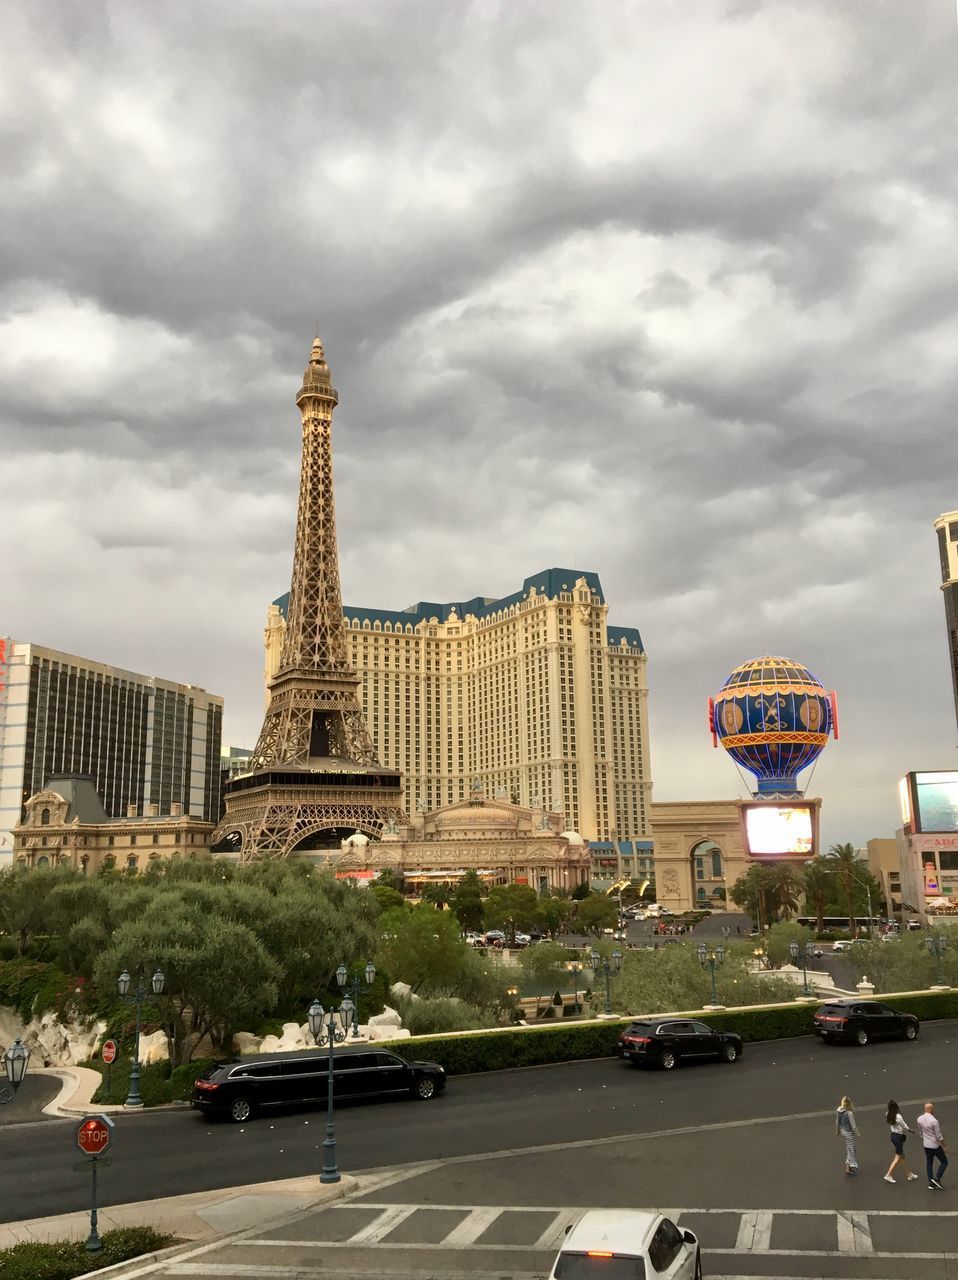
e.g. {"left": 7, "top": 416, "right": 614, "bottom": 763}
{"left": 213, "top": 337, "right": 406, "bottom": 860}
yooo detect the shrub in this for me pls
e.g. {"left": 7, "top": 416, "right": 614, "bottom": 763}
{"left": 0, "top": 958, "right": 73, "bottom": 1022}
{"left": 0, "top": 1226, "right": 175, "bottom": 1280}
{"left": 398, "top": 996, "right": 497, "bottom": 1036}
{"left": 380, "top": 989, "right": 958, "bottom": 1075}
{"left": 87, "top": 1057, "right": 214, "bottom": 1106}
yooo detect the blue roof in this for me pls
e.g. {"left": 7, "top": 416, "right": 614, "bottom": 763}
{"left": 272, "top": 568, "right": 644, "bottom": 652}
{"left": 588, "top": 840, "right": 654, "bottom": 854}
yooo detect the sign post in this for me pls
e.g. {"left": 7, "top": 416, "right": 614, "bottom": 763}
{"left": 75, "top": 1114, "right": 115, "bottom": 1252}
{"left": 101, "top": 1039, "right": 118, "bottom": 1098}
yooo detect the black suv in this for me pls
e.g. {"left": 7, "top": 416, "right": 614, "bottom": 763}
{"left": 192, "top": 1048, "right": 446, "bottom": 1122}
{"left": 617, "top": 1018, "right": 743, "bottom": 1070}
{"left": 813, "top": 1000, "right": 920, "bottom": 1046}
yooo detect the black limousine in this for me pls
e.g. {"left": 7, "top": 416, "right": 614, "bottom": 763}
{"left": 192, "top": 1047, "right": 447, "bottom": 1122}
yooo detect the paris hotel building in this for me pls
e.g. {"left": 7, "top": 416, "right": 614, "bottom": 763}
{"left": 265, "top": 569, "right": 651, "bottom": 842}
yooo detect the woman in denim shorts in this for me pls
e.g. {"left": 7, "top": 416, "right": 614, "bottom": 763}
{"left": 885, "top": 1099, "right": 919, "bottom": 1184}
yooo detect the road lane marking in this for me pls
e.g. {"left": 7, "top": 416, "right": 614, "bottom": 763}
{"left": 735, "top": 1210, "right": 772, "bottom": 1251}
{"left": 836, "top": 1209, "right": 873, "bottom": 1254}
{"left": 440, "top": 1206, "right": 502, "bottom": 1245}
{"left": 346, "top": 1205, "right": 417, "bottom": 1243}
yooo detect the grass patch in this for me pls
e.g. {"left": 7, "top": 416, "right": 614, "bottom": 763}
{"left": 0, "top": 1226, "right": 175, "bottom": 1279}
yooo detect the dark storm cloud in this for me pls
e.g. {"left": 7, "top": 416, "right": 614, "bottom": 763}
{"left": 4, "top": 0, "right": 958, "bottom": 846}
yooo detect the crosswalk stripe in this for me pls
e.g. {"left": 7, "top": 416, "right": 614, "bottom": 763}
{"left": 735, "top": 1210, "right": 773, "bottom": 1252}
{"left": 440, "top": 1207, "right": 503, "bottom": 1246}
{"left": 533, "top": 1209, "right": 577, "bottom": 1250}
{"left": 836, "top": 1210, "right": 873, "bottom": 1254}
{"left": 347, "top": 1205, "right": 418, "bottom": 1243}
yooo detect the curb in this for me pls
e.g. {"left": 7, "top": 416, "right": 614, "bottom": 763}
{"left": 80, "top": 1176, "right": 358, "bottom": 1278}
{"left": 38, "top": 1068, "right": 189, "bottom": 1119}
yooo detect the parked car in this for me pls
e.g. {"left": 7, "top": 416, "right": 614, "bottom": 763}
{"left": 813, "top": 1000, "right": 920, "bottom": 1046}
{"left": 549, "top": 1209, "right": 700, "bottom": 1279}
{"left": 617, "top": 1018, "right": 743, "bottom": 1070}
{"left": 907, "top": 920, "right": 922, "bottom": 931}
{"left": 191, "top": 1048, "right": 447, "bottom": 1122}
{"left": 484, "top": 930, "right": 505, "bottom": 944}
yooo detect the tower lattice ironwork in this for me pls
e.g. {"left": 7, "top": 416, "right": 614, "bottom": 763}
{"left": 212, "top": 338, "right": 406, "bottom": 860}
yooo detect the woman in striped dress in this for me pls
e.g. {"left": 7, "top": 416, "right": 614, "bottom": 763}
{"left": 836, "top": 1096, "right": 859, "bottom": 1176}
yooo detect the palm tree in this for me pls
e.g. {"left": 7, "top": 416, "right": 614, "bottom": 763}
{"left": 766, "top": 863, "right": 802, "bottom": 921}
{"left": 802, "top": 858, "right": 831, "bottom": 933}
{"left": 827, "top": 842, "right": 861, "bottom": 936}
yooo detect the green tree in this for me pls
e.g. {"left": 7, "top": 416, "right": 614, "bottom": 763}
{"left": 729, "top": 864, "right": 776, "bottom": 929}
{"left": 539, "top": 895, "right": 574, "bottom": 939}
{"left": 371, "top": 884, "right": 406, "bottom": 914}
{"left": 765, "top": 863, "right": 803, "bottom": 922}
{"left": 449, "top": 871, "right": 485, "bottom": 934}
{"left": 764, "top": 921, "right": 817, "bottom": 968}
{"left": 571, "top": 880, "right": 592, "bottom": 901}
{"left": 573, "top": 894, "right": 619, "bottom": 936}
{"left": 419, "top": 881, "right": 453, "bottom": 910}
{"left": 802, "top": 858, "right": 831, "bottom": 933}
{"left": 92, "top": 886, "right": 281, "bottom": 1065}
{"left": 825, "top": 843, "right": 865, "bottom": 935}
{"left": 518, "top": 941, "right": 575, "bottom": 991}
{"left": 377, "top": 904, "right": 478, "bottom": 995}
{"left": 613, "top": 942, "right": 795, "bottom": 1015}
{"left": 0, "top": 864, "right": 75, "bottom": 955}
{"left": 484, "top": 883, "right": 541, "bottom": 943}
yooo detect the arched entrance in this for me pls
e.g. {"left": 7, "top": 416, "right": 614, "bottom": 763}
{"left": 690, "top": 839, "right": 725, "bottom": 908}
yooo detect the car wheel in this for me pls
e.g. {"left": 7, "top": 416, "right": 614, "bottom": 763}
{"left": 905, "top": 1023, "right": 919, "bottom": 1041}
{"left": 694, "top": 1247, "right": 702, "bottom": 1280}
{"left": 722, "top": 1043, "right": 739, "bottom": 1063}
{"left": 660, "top": 1050, "right": 678, "bottom": 1071}
{"left": 855, "top": 1027, "right": 868, "bottom": 1047}
{"left": 413, "top": 1076, "right": 436, "bottom": 1100}
{"left": 228, "top": 1096, "right": 253, "bottom": 1123}
{"left": 821, "top": 1033, "right": 833, "bottom": 1045}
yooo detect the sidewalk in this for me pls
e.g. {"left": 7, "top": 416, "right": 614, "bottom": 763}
{"left": 0, "top": 1171, "right": 356, "bottom": 1249}
{"left": 37, "top": 1066, "right": 188, "bottom": 1118}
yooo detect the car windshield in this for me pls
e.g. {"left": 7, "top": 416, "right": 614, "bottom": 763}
{"left": 555, "top": 1253, "right": 646, "bottom": 1279}
{"left": 197, "top": 1060, "right": 230, "bottom": 1080}
{"left": 623, "top": 1023, "right": 653, "bottom": 1035}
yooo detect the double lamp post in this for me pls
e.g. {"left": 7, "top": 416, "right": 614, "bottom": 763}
{"left": 117, "top": 968, "right": 165, "bottom": 1108}
{"left": 307, "top": 960, "right": 377, "bottom": 1184}
{"left": 0, "top": 1038, "right": 31, "bottom": 1107}
{"left": 590, "top": 949, "right": 622, "bottom": 1015}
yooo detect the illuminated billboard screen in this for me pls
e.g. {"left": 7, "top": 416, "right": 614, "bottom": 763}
{"left": 913, "top": 771, "right": 958, "bottom": 834}
{"left": 743, "top": 804, "right": 815, "bottom": 857}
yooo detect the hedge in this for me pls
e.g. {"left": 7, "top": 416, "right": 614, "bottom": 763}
{"left": 0, "top": 1227, "right": 175, "bottom": 1280}
{"left": 378, "top": 989, "right": 958, "bottom": 1075}
{"left": 87, "top": 1057, "right": 215, "bottom": 1106}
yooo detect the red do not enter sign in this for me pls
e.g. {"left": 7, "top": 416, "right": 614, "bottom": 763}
{"left": 101, "top": 1040, "right": 117, "bottom": 1065}
{"left": 76, "top": 1114, "right": 114, "bottom": 1157}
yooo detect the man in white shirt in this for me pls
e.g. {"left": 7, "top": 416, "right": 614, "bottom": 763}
{"left": 917, "top": 1102, "right": 949, "bottom": 1190}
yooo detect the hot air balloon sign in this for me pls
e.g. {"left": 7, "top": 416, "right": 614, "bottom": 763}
{"left": 709, "top": 655, "right": 838, "bottom": 798}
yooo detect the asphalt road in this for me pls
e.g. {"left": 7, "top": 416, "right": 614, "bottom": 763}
{"left": 3, "top": 1019, "right": 957, "bottom": 1227}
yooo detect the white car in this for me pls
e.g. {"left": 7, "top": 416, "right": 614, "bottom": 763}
{"left": 549, "top": 1209, "right": 700, "bottom": 1279}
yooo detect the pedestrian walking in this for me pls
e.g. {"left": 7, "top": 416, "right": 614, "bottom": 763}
{"left": 917, "top": 1102, "right": 949, "bottom": 1190}
{"left": 836, "top": 1096, "right": 860, "bottom": 1176}
{"left": 884, "top": 1100, "right": 919, "bottom": 1184}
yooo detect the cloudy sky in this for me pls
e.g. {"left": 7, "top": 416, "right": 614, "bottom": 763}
{"left": 4, "top": 0, "right": 958, "bottom": 846}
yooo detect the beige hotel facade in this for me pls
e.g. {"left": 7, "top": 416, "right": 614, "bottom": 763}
{"left": 264, "top": 570, "right": 651, "bottom": 842}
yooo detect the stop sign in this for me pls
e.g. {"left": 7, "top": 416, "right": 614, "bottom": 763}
{"left": 76, "top": 1114, "right": 114, "bottom": 1157}
{"left": 101, "top": 1040, "right": 117, "bottom": 1066}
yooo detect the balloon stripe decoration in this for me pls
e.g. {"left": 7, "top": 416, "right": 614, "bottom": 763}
{"left": 711, "top": 655, "right": 837, "bottom": 797}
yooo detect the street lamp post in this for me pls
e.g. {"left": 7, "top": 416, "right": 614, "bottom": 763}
{"left": 926, "top": 935, "right": 949, "bottom": 989}
{"left": 789, "top": 940, "right": 815, "bottom": 999}
{"left": 0, "top": 1038, "right": 31, "bottom": 1106}
{"left": 505, "top": 984, "right": 521, "bottom": 1023}
{"left": 697, "top": 944, "right": 726, "bottom": 1008}
{"left": 335, "top": 961, "right": 377, "bottom": 1037}
{"left": 566, "top": 960, "right": 584, "bottom": 1014}
{"left": 117, "top": 968, "right": 165, "bottom": 1108}
{"left": 589, "top": 949, "right": 623, "bottom": 1016}
{"left": 308, "top": 995, "right": 353, "bottom": 1184}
